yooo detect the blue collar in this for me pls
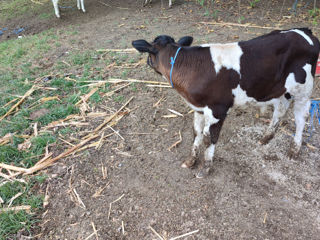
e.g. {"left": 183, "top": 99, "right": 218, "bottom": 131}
{"left": 169, "top": 47, "right": 182, "bottom": 88}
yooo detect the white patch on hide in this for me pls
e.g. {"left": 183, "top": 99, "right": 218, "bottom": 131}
{"left": 285, "top": 64, "right": 313, "bottom": 98}
{"left": 204, "top": 144, "right": 215, "bottom": 161}
{"left": 192, "top": 112, "right": 205, "bottom": 157}
{"left": 185, "top": 101, "right": 219, "bottom": 137}
{"left": 203, "top": 106, "right": 219, "bottom": 136}
{"left": 201, "top": 42, "right": 243, "bottom": 75}
{"left": 232, "top": 84, "right": 278, "bottom": 107}
{"left": 232, "top": 85, "right": 256, "bottom": 106}
{"left": 281, "top": 29, "right": 314, "bottom": 46}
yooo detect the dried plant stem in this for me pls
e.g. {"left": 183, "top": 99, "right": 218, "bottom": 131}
{"left": 0, "top": 205, "right": 31, "bottom": 213}
{"left": 96, "top": 48, "right": 136, "bottom": 53}
{"left": 169, "top": 229, "right": 199, "bottom": 240}
{"left": 108, "top": 194, "right": 125, "bottom": 219}
{"left": 200, "top": 21, "right": 278, "bottom": 30}
{"left": 25, "top": 134, "right": 99, "bottom": 175}
{"left": 93, "top": 97, "right": 134, "bottom": 133}
{"left": 149, "top": 226, "right": 164, "bottom": 240}
{"left": 0, "top": 85, "right": 36, "bottom": 122}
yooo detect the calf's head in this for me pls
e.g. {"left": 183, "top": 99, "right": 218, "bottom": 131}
{"left": 132, "top": 35, "right": 193, "bottom": 75}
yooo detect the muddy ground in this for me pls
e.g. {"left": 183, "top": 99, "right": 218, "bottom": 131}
{"left": 3, "top": 0, "right": 320, "bottom": 239}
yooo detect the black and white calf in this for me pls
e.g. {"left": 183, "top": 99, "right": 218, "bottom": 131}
{"left": 132, "top": 28, "right": 320, "bottom": 177}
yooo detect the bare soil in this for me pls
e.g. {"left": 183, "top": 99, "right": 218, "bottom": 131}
{"left": 3, "top": 0, "right": 320, "bottom": 239}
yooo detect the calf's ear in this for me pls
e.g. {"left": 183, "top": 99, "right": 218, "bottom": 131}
{"left": 132, "top": 40, "right": 157, "bottom": 54}
{"left": 177, "top": 36, "right": 193, "bottom": 46}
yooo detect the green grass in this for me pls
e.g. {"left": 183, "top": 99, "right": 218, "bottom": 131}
{"left": 0, "top": 179, "right": 45, "bottom": 239}
{"left": 0, "top": 15, "right": 138, "bottom": 238}
{"left": 0, "top": 0, "right": 53, "bottom": 22}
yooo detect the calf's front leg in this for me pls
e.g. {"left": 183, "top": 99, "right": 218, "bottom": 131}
{"left": 203, "top": 106, "right": 219, "bottom": 136}
{"left": 181, "top": 111, "right": 204, "bottom": 168}
{"left": 196, "top": 111, "right": 227, "bottom": 178}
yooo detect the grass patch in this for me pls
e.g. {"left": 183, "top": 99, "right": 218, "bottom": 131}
{"left": 0, "top": 19, "right": 138, "bottom": 238}
{"left": 0, "top": 179, "right": 44, "bottom": 239}
{"left": 0, "top": 0, "right": 52, "bottom": 22}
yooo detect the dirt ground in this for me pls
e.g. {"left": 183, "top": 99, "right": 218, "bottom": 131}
{"left": 3, "top": 0, "right": 320, "bottom": 239}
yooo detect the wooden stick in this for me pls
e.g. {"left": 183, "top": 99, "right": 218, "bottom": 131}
{"left": 73, "top": 188, "right": 86, "bottom": 209}
{"left": 0, "top": 172, "right": 14, "bottom": 182}
{"left": 169, "top": 229, "right": 199, "bottom": 240}
{"left": 200, "top": 21, "right": 279, "bottom": 30}
{"left": 96, "top": 48, "right": 136, "bottom": 53}
{"left": 73, "top": 133, "right": 115, "bottom": 154}
{"left": 84, "top": 231, "right": 97, "bottom": 240}
{"left": 108, "top": 194, "right": 125, "bottom": 219}
{"left": 0, "top": 85, "right": 36, "bottom": 122}
{"left": 104, "top": 83, "right": 131, "bottom": 97}
{"left": 8, "top": 192, "right": 23, "bottom": 208}
{"left": 59, "top": 137, "right": 75, "bottom": 147}
{"left": 3, "top": 98, "right": 19, "bottom": 108}
{"left": 107, "top": 126, "right": 124, "bottom": 140}
{"left": 0, "top": 163, "right": 28, "bottom": 173}
{"left": 263, "top": 212, "right": 268, "bottom": 224}
{"left": 34, "top": 152, "right": 53, "bottom": 166}
{"left": 146, "top": 84, "right": 171, "bottom": 88}
{"left": 76, "top": 87, "right": 99, "bottom": 106}
{"left": 0, "top": 205, "right": 31, "bottom": 213}
{"left": 122, "top": 221, "right": 125, "bottom": 235}
{"left": 168, "top": 109, "right": 183, "bottom": 117}
{"left": 33, "top": 122, "right": 38, "bottom": 136}
{"left": 108, "top": 78, "right": 169, "bottom": 85}
{"left": 168, "top": 131, "right": 182, "bottom": 151}
{"left": 91, "top": 222, "right": 99, "bottom": 240}
{"left": 149, "top": 226, "right": 164, "bottom": 240}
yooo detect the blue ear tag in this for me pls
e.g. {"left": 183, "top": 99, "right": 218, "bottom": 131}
{"left": 169, "top": 47, "right": 182, "bottom": 88}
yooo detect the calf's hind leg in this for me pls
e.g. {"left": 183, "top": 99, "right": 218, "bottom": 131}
{"left": 286, "top": 64, "right": 314, "bottom": 157}
{"left": 260, "top": 95, "right": 291, "bottom": 144}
